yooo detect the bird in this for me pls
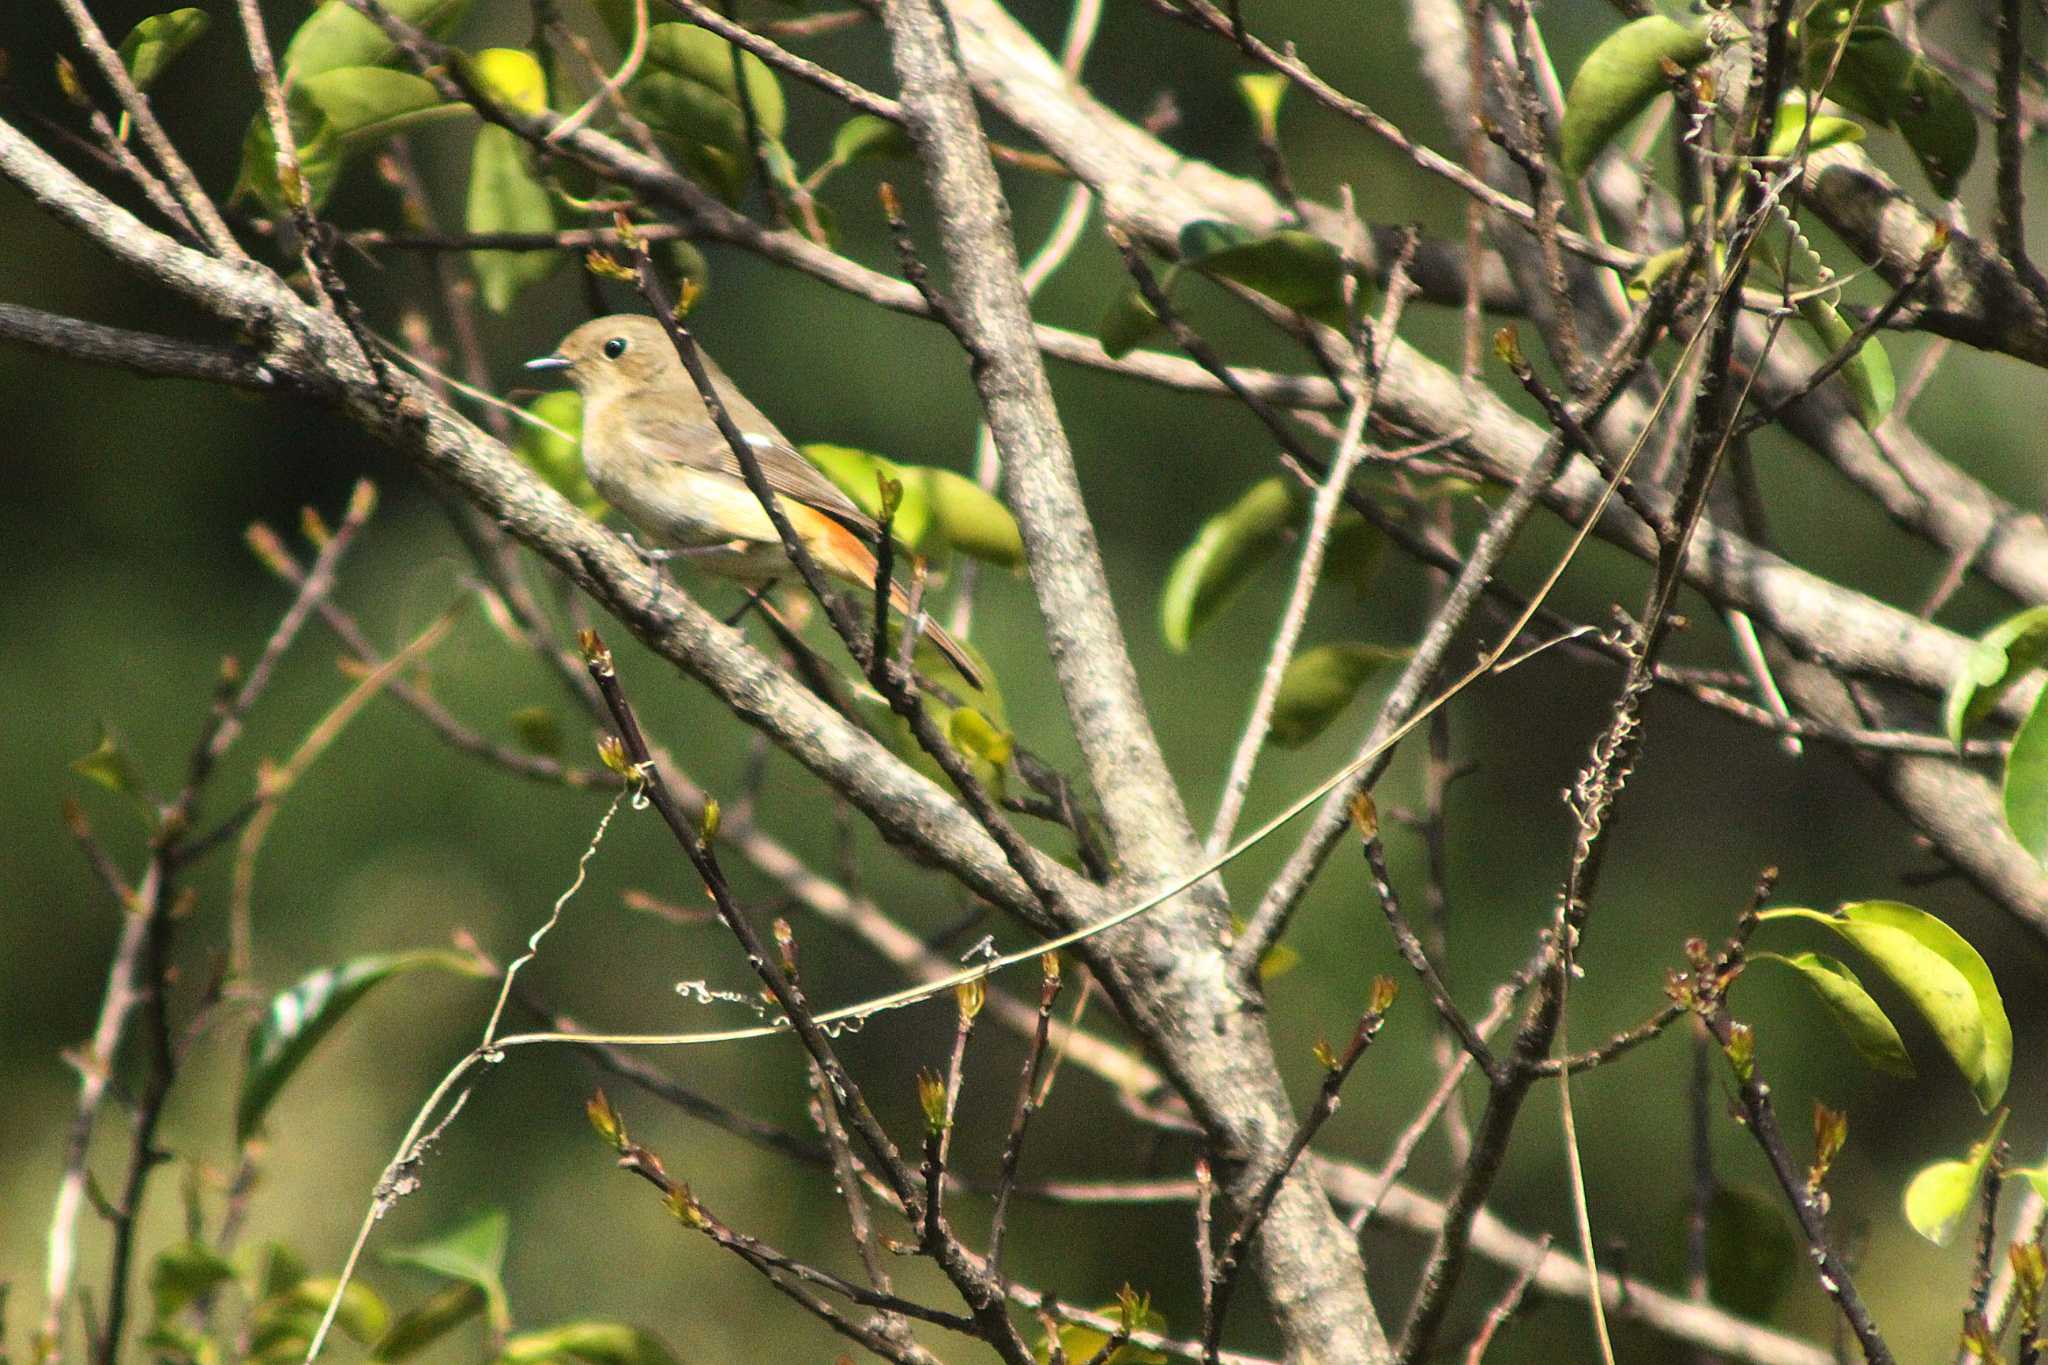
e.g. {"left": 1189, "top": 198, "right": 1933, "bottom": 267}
{"left": 527, "top": 314, "right": 984, "bottom": 690}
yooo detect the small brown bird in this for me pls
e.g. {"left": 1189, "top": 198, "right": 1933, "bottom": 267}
{"left": 528, "top": 315, "right": 983, "bottom": 689}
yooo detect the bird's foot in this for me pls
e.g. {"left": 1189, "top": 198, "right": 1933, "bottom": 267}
{"left": 621, "top": 531, "right": 677, "bottom": 565}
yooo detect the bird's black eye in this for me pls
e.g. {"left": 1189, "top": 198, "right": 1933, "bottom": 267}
{"left": 602, "top": 336, "right": 629, "bottom": 360}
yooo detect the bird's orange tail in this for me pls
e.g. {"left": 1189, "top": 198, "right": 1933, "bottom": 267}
{"left": 806, "top": 511, "right": 987, "bottom": 691}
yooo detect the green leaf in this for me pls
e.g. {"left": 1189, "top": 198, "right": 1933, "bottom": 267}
{"left": 464, "top": 47, "right": 548, "bottom": 115}
{"left": 141, "top": 1324, "right": 219, "bottom": 1365}
{"left": 372, "top": 1282, "right": 487, "bottom": 1362}
{"left": 859, "top": 628, "right": 1009, "bottom": 794}
{"left": 1942, "top": 605, "right": 2048, "bottom": 744}
{"left": 385, "top": 1208, "right": 510, "bottom": 1331}
{"left": 233, "top": 67, "right": 460, "bottom": 211}
{"left": 642, "top": 24, "right": 784, "bottom": 136}
{"left": 1235, "top": 73, "right": 1290, "bottom": 135}
{"left": 250, "top": 1277, "right": 391, "bottom": 1359}
{"left": 923, "top": 468, "right": 1024, "bottom": 567}
{"left": 1751, "top": 950, "right": 1915, "bottom": 1077}
{"left": 509, "top": 707, "right": 564, "bottom": 757}
{"left": 1628, "top": 246, "right": 1689, "bottom": 300}
{"left": 1896, "top": 60, "right": 1978, "bottom": 198}
{"left": 1159, "top": 477, "right": 1302, "bottom": 652}
{"left": 1767, "top": 99, "right": 1865, "bottom": 159}
{"left": 119, "top": 9, "right": 210, "bottom": 89}
{"left": 1558, "top": 16, "right": 1712, "bottom": 178}
{"left": 1904, "top": 1110, "right": 2007, "bottom": 1244}
{"left": 467, "top": 123, "right": 560, "bottom": 312}
{"left": 238, "top": 951, "right": 485, "bottom": 1140}
{"left": 2005, "top": 689, "right": 2048, "bottom": 866}
{"left": 2007, "top": 1165, "right": 2048, "bottom": 1200}
{"left": 1805, "top": 26, "right": 1916, "bottom": 125}
{"left": 1268, "top": 643, "right": 1407, "bottom": 748}
{"left": 514, "top": 391, "right": 607, "bottom": 518}
{"left": 1098, "top": 282, "right": 1167, "bottom": 360}
{"left": 259, "top": 1243, "right": 309, "bottom": 1301}
{"left": 1801, "top": 22, "right": 1977, "bottom": 195}
{"left": 301, "top": 1278, "right": 391, "bottom": 1345}
{"left": 668, "top": 237, "right": 711, "bottom": 293}
{"left": 1757, "top": 902, "right": 2010, "bottom": 1110}
{"left": 281, "top": 0, "right": 472, "bottom": 81}
{"left": 499, "top": 1321, "right": 681, "bottom": 1365}
{"left": 1324, "top": 515, "right": 1385, "bottom": 598}
{"left": 1257, "top": 942, "right": 1301, "bottom": 982}
{"left": 629, "top": 24, "right": 785, "bottom": 201}
{"left": 1793, "top": 291, "right": 1893, "bottom": 428}
{"left": 299, "top": 67, "right": 457, "bottom": 143}
{"left": 1180, "top": 222, "right": 1348, "bottom": 325}
{"left": 150, "top": 1242, "right": 237, "bottom": 1321}
{"left": 1036, "top": 1303, "right": 1169, "bottom": 1365}
{"left": 1704, "top": 1185, "right": 1800, "bottom": 1318}
{"left": 830, "top": 113, "right": 913, "bottom": 167}
{"left": 71, "top": 720, "right": 145, "bottom": 800}
{"left": 799, "top": 444, "right": 932, "bottom": 549}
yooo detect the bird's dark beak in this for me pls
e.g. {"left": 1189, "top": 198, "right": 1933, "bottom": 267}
{"left": 525, "top": 354, "right": 571, "bottom": 373}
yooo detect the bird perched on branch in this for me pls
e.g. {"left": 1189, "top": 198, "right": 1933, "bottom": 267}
{"left": 528, "top": 314, "right": 984, "bottom": 689}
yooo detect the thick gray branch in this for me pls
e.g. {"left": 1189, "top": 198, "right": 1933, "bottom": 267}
{"left": 1804, "top": 145, "right": 2048, "bottom": 367}
{"left": 0, "top": 303, "right": 288, "bottom": 390}
{"left": 881, "top": 0, "right": 1196, "bottom": 892}
{"left": 877, "top": 4, "right": 1387, "bottom": 1361}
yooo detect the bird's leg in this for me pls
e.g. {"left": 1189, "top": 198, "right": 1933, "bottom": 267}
{"left": 618, "top": 531, "right": 676, "bottom": 612}
{"left": 620, "top": 530, "right": 676, "bottom": 564}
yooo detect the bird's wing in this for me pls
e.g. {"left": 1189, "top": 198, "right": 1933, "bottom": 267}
{"left": 621, "top": 409, "right": 879, "bottom": 538}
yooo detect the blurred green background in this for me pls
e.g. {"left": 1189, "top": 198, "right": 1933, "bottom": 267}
{"left": 4, "top": 0, "right": 2045, "bottom": 1360}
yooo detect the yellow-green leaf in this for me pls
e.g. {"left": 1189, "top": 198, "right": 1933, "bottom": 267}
{"left": 514, "top": 390, "right": 606, "bottom": 518}
{"left": 384, "top": 1209, "right": 509, "bottom": 1331}
{"left": 1794, "top": 290, "right": 1893, "bottom": 429}
{"left": 467, "top": 122, "right": 559, "bottom": 312}
{"left": 150, "top": 1243, "right": 237, "bottom": 1321}
{"left": 923, "top": 468, "right": 1023, "bottom": 567}
{"left": 1159, "top": 477, "right": 1302, "bottom": 652}
{"left": 799, "top": 444, "right": 933, "bottom": 549}
{"left": 1180, "top": 221, "right": 1348, "bottom": 325}
{"left": 282, "top": 0, "right": 472, "bottom": 81}
{"left": 465, "top": 47, "right": 547, "bottom": 115}
{"left": 371, "top": 1283, "right": 486, "bottom": 1362}
{"left": 239, "top": 951, "right": 486, "bottom": 1140}
{"left": 118, "top": 9, "right": 210, "bottom": 90}
{"left": 1904, "top": 1111, "right": 2007, "bottom": 1244}
{"left": 1752, "top": 950, "right": 1914, "bottom": 1077}
{"left": 1268, "top": 643, "right": 1407, "bottom": 748}
{"left": 1559, "top": 16, "right": 1712, "bottom": 178}
{"left": 499, "top": 1321, "right": 681, "bottom": 1365}
{"left": 1235, "top": 73, "right": 1289, "bottom": 134}
{"left": 1943, "top": 604, "right": 2048, "bottom": 745}
{"left": 71, "top": 720, "right": 145, "bottom": 800}
{"left": 830, "top": 113, "right": 913, "bottom": 167}
{"left": 1767, "top": 99, "right": 1865, "bottom": 159}
{"left": 1098, "top": 282, "right": 1167, "bottom": 360}
{"left": 2004, "top": 690, "right": 2048, "bottom": 867}
{"left": 1758, "top": 902, "right": 2009, "bottom": 1110}
{"left": 1705, "top": 1186, "right": 1800, "bottom": 1318}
